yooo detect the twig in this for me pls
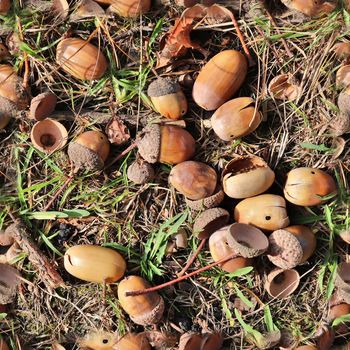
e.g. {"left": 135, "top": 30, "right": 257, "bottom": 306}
{"left": 43, "top": 175, "right": 74, "bottom": 211}
{"left": 5, "top": 220, "right": 65, "bottom": 289}
{"left": 125, "top": 252, "right": 236, "bottom": 296}
{"left": 177, "top": 238, "right": 206, "bottom": 278}
{"left": 105, "top": 142, "right": 137, "bottom": 169}
{"left": 17, "top": 18, "right": 30, "bottom": 88}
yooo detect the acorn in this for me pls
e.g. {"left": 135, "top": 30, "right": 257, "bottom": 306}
{"left": 0, "top": 0, "right": 10, "bottom": 14}
{"left": 0, "top": 43, "right": 10, "bottom": 61}
{"left": 70, "top": 0, "right": 106, "bottom": 21}
{"left": 178, "top": 333, "right": 203, "bottom": 350}
{"left": 169, "top": 161, "right": 217, "bottom": 200}
{"left": 127, "top": 159, "right": 155, "bottom": 184}
{"left": 267, "top": 225, "right": 316, "bottom": 269}
{"left": 79, "top": 331, "right": 117, "bottom": 350}
{"left": 221, "top": 155, "right": 275, "bottom": 199}
{"left": 193, "top": 50, "right": 248, "bottom": 111}
{"left": 265, "top": 268, "right": 300, "bottom": 299}
{"left": 114, "top": 333, "right": 151, "bottom": 350}
{"left": 56, "top": 37, "right": 108, "bottom": 80}
{"left": 284, "top": 168, "right": 337, "bottom": 206}
{"left": 234, "top": 194, "right": 290, "bottom": 231}
{"left": 268, "top": 74, "right": 301, "bottom": 101}
{"left": 211, "top": 97, "right": 262, "bottom": 141}
{"left": 136, "top": 124, "right": 195, "bottom": 165}
{"left": 185, "top": 185, "right": 225, "bottom": 211}
{"left": 0, "top": 96, "right": 15, "bottom": 129}
{"left": 332, "top": 42, "right": 350, "bottom": 60}
{"left": 148, "top": 77, "right": 188, "bottom": 120}
{"left": 108, "top": 0, "right": 151, "bottom": 17}
{"left": 67, "top": 130, "right": 110, "bottom": 171}
{"left": 193, "top": 207, "right": 230, "bottom": 239}
{"left": 280, "top": 0, "right": 337, "bottom": 17}
{"left": 0, "top": 339, "right": 9, "bottom": 350}
{"left": 337, "top": 86, "right": 350, "bottom": 117}
{"left": 30, "top": 119, "right": 68, "bottom": 153}
{"left": 336, "top": 65, "right": 350, "bottom": 89}
{"left": 117, "top": 275, "right": 164, "bottom": 325}
{"left": 64, "top": 245, "right": 126, "bottom": 283}
{"left": 209, "top": 226, "right": 253, "bottom": 273}
{"left": 339, "top": 229, "right": 350, "bottom": 244}
{"left": 29, "top": 92, "right": 57, "bottom": 121}
{"left": 201, "top": 333, "right": 223, "bottom": 350}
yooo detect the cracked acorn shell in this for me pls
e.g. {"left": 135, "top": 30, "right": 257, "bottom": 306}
{"left": 64, "top": 245, "right": 126, "bottom": 283}
{"left": 209, "top": 226, "right": 253, "bottom": 273}
{"left": 68, "top": 130, "right": 110, "bottom": 171}
{"left": 222, "top": 156, "right": 275, "bottom": 199}
{"left": 108, "top": 0, "right": 151, "bottom": 17}
{"left": 265, "top": 268, "right": 300, "bottom": 299}
{"left": 114, "top": 333, "right": 151, "bottom": 350}
{"left": 136, "top": 124, "right": 195, "bottom": 165}
{"left": 284, "top": 168, "right": 337, "bottom": 206}
{"left": 148, "top": 77, "right": 188, "bottom": 120}
{"left": 56, "top": 38, "right": 108, "bottom": 80}
{"left": 268, "top": 74, "right": 301, "bottom": 101}
{"left": 234, "top": 194, "right": 290, "bottom": 231}
{"left": 169, "top": 161, "right": 217, "bottom": 200}
{"left": 211, "top": 97, "right": 262, "bottom": 141}
{"left": 280, "top": 0, "right": 336, "bottom": 17}
{"left": 127, "top": 159, "right": 155, "bottom": 184}
{"left": 117, "top": 275, "right": 164, "bottom": 325}
{"left": 193, "top": 50, "right": 248, "bottom": 111}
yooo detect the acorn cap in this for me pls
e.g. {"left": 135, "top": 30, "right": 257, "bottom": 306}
{"left": 335, "top": 262, "right": 350, "bottom": 293}
{"left": 0, "top": 95, "right": 18, "bottom": 119}
{"left": 67, "top": 142, "right": 104, "bottom": 171}
{"left": 178, "top": 333, "right": 203, "bottom": 350}
{"left": 193, "top": 208, "right": 230, "bottom": 239}
{"left": 0, "top": 263, "right": 21, "bottom": 304}
{"left": 201, "top": 333, "right": 223, "bottom": 350}
{"left": 185, "top": 185, "right": 225, "bottom": 211}
{"left": 148, "top": 77, "right": 181, "bottom": 97}
{"left": 136, "top": 124, "right": 161, "bottom": 163}
{"left": 267, "top": 229, "right": 303, "bottom": 269}
{"left": 265, "top": 268, "right": 300, "bottom": 299}
{"left": 131, "top": 296, "right": 164, "bottom": 326}
{"left": 127, "top": 160, "right": 155, "bottom": 185}
{"left": 29, "top": 92, "right": 57, "bottom": 121}
{"left": 227, "top": 223, "right": 269, "bottom": 258}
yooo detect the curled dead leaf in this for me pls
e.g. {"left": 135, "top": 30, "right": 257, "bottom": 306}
{"left": 105, "top": 117, "right": 130, "bottom": 145}
{"left": 0, "top": 263, "right": 21, "bottom": 304}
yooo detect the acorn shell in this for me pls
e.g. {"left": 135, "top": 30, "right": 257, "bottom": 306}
{"left": 284, "top": 167, "right": 337, "bottom": 206}
{"left": 234, "top": 194, "right": 290, "bottom": 231}
{"left": 185, "top": 185, "right": 225, "bottom": 211}
{"left": 193, "top": 50, "right": 248, "bottom": 111}
{"left": 222, "top": 155, "right": 275, "bottom": 199}
{"left": 108, "top": 0, "right": 151, "bottom": 17}
{"left": 29, "top": 92, "right": 57, "bottom": 121}
{"left": 169, "top": 161, "right": 217, "bottom": 200}
{"left": 268, "top": 74, "right": 301, "bottom": 101}
{"left": 117, "top": 275, "right": 164, "bottom": 325}
{"left": 127, "top": 159, "right": 154, "bottom": 184}
{"left": 64, "top": 245, "right": 126, "bottom": 283}
{"left": 56, "top": 37, "right": 108, "bottom": 80}
{"left": 211, "top": 97, "right": 262, "bottom": 141}
{"left": 114, "top": 333, "right": 151, "bottom": 350}
{"left": 265, "top": 268, "right": 300, "bottom": 299}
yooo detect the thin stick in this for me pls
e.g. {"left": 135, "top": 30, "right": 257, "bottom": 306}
{"left": 177, "top": 238, "right": 206, "bottom": 278}
{"left": 125, "top": 252, "right": 236, "bottom": 296}
{"left": 105, "top": 142, "right": 137, "bottom": 169}
{"left": 43, "top": 175, "right": 74, "bottom": 211}
{"left": 17, "top": 18, "right": 30, "bottom": 88}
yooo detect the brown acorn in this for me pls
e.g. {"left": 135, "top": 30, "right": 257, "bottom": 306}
{"left": 114, "top": 333, "right": 151, "bottom": 350}
{"left": 29, "top": 92, "right": 57, "bottom": 121}
{"left": 0, "top": 0, "right": 10, "bottom": 14}
{"left": 267, "top": 225, "right": 316, "bottom": 269}
{"left": 185, "top": 185, "right": 225, "bottom": 211}
{"left": 211, "top": 97, "right": 262, "bottom": 141}
{"left": 201, "top": 333, "right": 223, "bottom": 350}
{"left": 193, "top": 50, "right": 248, "bottom": 111}
{"left": 0, "top": 43, "right": 10, "bottom": 61}
{"left": 30, "top": 119, "right": 68, "bottom": 153}
{"left": 68, "top": 130, "right": 110, "bottom": 171}
{"left": 108, "top": 0, "right": 151, "bottom": 17}
{"left": 337, "top": 65, "right": 350, "bottom": 89}
{"left": 338, "top": 86, "right": 350, "bottom": 117}
{"left": 222, "top": 155, "right": 275, "bottom": 199}
{"left": 178, "top": 333, "right": 203, "bottom": 350}
{"left": 79, "top": 331, "right": 117, "bottom": 350}
{"left": 209, "top": 226, "right": 253, "bottom": 273}
{"left": 268, "top": 74, "right": 301, "bottom": 101}
{"left": 332, "top": 42, "right": 350, "bottom": 60}
{"left": 295, "top": 346, "right": 317, "bottom": 350}
{"left": 175, "top": 0, "right": 216, "bottom": 6}
{"left": 234, "top": 194, "right": 290, "bottom": 231}
{"left": 118, "top": 276, "right": 164, "bottom": 326}
{"left": 70, "top": 0, "right": 106, "bottom": 21}
{"left": 148, "top": 77, "right": 188, "bottom": 120}
{"left": 136, "top": 124, "right": 195, "bottom": 165}
{"left": 280, "top": 0, "right": 336, "bottom": 17}
{"left": 265, "top": 268, "right": 300, "bottom": 299}
{"left": 284, "top": 168, "right": 337, "bottom": 206}
{"left": 335, "top": 262, "right": 350, "bottom": 294}
{"left": 169, "top": 161, "right": 217, "bottom": 200}
{"left": 56, "top": 37, "right": 108, "bottom": 80}
{"left": 127, "top": 159, "right": 155, "bottom": 185}
{"left": 0, "top": 96, "right": 14, "bottom": 129}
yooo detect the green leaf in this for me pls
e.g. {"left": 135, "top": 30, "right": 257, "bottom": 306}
{"left": 234, "top": 308, "right": 262, "bottom": 340}
{"left": 221, "top": 293, "right": 235, "bottom": 326}
{"left": 26, "top": 209, "right": 90, "bottom": 220}
{"left": 227, "top": 266, "right": 254, "bottom": 278}
{"left": 233, "top": 285, "right": 254, "bottom": 309}
{"left": 0, "top": 313, "right": 7, "bottom": 320}
{"left": 264, "top": 306, "right": 278, "bottom": 332}
{"left": 62, "top": 209, "right": 90, "bottom": 218}
{"left": 300, "top": 142, "right": 331, "bottom": 152}
{"left": 326, "top": 262, "right": 338, "bottom": 299}
{"left": 332, "top": 313, "right": 350, "bottom": 327}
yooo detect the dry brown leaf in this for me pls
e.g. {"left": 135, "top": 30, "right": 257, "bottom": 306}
{"left": 106, "top": 117, "right": 130, "bottom": 145}
{"left": 0, "top": 263, "right": 21, "bottom": 304}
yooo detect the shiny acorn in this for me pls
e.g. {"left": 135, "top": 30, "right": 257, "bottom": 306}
{"left": 193, "top": 50, "right": 248, "bottom": 111}
{"left": 0, "top": 0, "right": 10, "bottom": 14}
{"left": 56, "top": 37, "right": 108, "bottom": 80}
{"left": 64, "top": 245, "right": 126, "bottom": 283}
{"left": 68, "top": 130, "right": 110, "bottom": 171}
{"left": 136, "top": 124, "right": 195, "bottom": 165}
{"left": 169, "top": 161, "right": 217, "bottom": 200}
{"left": 148, "top": 77, "right": 188, "bottom": 120}
{"left": 114, "top": 333, "right": 151, "bottom": 350}
{"left": 222, "top": 155, "right": 275, "bottom": 199}
{"left": 108, "top": 0, "right": 151, "bottom": 17}
{"left": 211, "top": 97, "right": 262, "bottom": 141}
{"left": 280, "top": 0, "right": 336, "bottom": 17}
{"left": 79, "top": 331, "right": 117, "bottom": 350}
{"left": 117, "top": 275, "right": 164, "bottom": 325}
{"left": 284, "top": 168, "right": 337, "bottom": 206}
{"left": 234, "top": 194, "right": 290, "bottom": 231}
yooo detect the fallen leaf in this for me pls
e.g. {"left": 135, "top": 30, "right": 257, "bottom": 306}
{"left": 105, "top": 117, "right": 130, "bottom": 145}
{"left": 0, "top": 263, "right": 21, "bottom": 304}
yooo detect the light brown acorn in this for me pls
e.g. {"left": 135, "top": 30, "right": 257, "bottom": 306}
{"left": 169, "top": 161, "right": 217, "bottom": 200}
{"left": 336, "top": 65, "right": 350, "bottom": 89}
{"left": 221, "top": 155, "right": 275, "bottom": 199}
{"left": 192, "top": 50, "right": 248, "bottom": 111}
{"left": 117, "top": 275, "right": 164, "bottom": 325}
{"left": 284, "top": 167, "right": 337, "bottom": 206}
{"left": 68, "top": 130, "right": 110, "bottom": 171}
{"left": 136, "top": 124, "right": 195, "bottom": 165}
{"left": 211, "top": 97, "right": 262, "bottom": 140}
{"left": 108, "top": 0, "right": 151, "bottom": 17}
{"left": 79, "top": 331, "right": 117, "bottom": 350}
{"left": 0, "top": 0, "right": 10, "bottom": 15}
{"left": 148, "top": 77, "right": 188, "bottom": 120}
{"left": 56, "top": 37, "right": 108, "bottom": 80}
{"left": 280, "top": 0, "right": 337, "bottom": 17}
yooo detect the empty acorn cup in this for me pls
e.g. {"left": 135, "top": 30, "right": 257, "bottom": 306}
{"left": 30, "top": 119, "right": 68, "bottom": 153}
{"left": 267, "top": 225, "right": 316, "bottom": 269}
{"left": 265, "top": 268, "right": 300, "bottom": 298}
{"left": 29, "top": 91, "right": 57, "bottom": 121}
{"left": 226, "top": 223, "right": 269, "bottom": 258}
{"left": 185, "top": 185, "right": 225, "bottom": 211}
{"left": 335, "top": 262, "right": 350, "bottom": 294}
{"left": 268, "top": 74, "right": 301, "bottom": 101}
{"left": 222, "top": 155, "right": 275, "bottom": 199}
